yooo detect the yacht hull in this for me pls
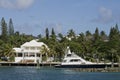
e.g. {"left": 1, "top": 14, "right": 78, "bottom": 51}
{"left": 55, "top": 64, "right": 118, "bottom": 68}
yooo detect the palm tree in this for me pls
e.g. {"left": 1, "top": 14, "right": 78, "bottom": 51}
{"left": 0, "top": 44, "right": 15, "bottom": 61}
{"left": 67, "top": 29, "right": 76, "bottom": 38}
{"left": 7, "top": 49, "right": 15, "bottom": 62}
{"left": 39, "top": 45, "right": 49, "bottom": 62}
{"left": 110, "top": 48, "right": 117, "bottom": 68}
{"left": 48, "top": 48, "right": 56, "bottom": 62}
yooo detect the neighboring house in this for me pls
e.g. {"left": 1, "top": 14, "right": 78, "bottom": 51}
{"left": 13, "top": 40, "right": 50, "bottom": 63}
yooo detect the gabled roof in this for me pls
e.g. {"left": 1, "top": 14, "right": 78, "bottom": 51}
{"left": 21, "top": 40, "right": 46, "bottom": 47}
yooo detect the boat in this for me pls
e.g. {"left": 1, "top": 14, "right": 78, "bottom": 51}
{"left": 55, "top": 47, "right": 118, "bottom": 68}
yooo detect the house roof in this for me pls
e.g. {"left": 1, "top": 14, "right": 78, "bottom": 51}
{"left": 13, "top": 40, "right": 48, "bottom": 53}
{"left": 21, "top": 40, "right": 47, "bottom": 47}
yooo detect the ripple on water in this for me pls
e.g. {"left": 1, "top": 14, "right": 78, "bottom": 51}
{"left": 0, "top": 67, "right": 120, "bottom": 80}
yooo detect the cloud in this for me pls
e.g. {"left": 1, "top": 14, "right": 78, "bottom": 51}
{"left": 0, "top": 0, "right": 34, "bottom": 10}
{"left": 92, "top": 7, "right": 113, "bottom": 24}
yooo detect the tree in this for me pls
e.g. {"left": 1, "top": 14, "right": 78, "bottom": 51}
{"left": 45, "top": 28, "right": 49, "bottom": 39}
{"left": 39, "top": 45, "right": 49, "bottom": 62}
{"left": 93, "top": 27, "right": 100, "bottom": 42}
{"left": 55, "top": 43, "right": 66, "bottom": 61}
{"left": 109, "top": 25, "right": 120, "bottom": 55}
{"left": 100, "top": 31, "right": 107, "bottom": 41}
{"left": 85, "top": 30, "right": 92, "bottom": 37}
{"left": 58, "top": 33, "right": 63, "bottom": 41}
{"left": 109, "top": 49, "right": 117, "bottom": 67}
{"left": 1, "top": 17, "right": 8, "bottom": 41}
{"left": 85, "top": 31, "right": 92, "bottom": 41}
{"left": 0, "top": 43, "right": 15, "bottom": 61}
{"left": 51, "top": 28, "right": 55, "bottom": 36}
{"left": 9, "top": 18, "right": 14, "bottom": 35}
{"left": 78, "top": 33, "right": 88, "bottom": 58}
{"left": 50, "top": 28, "right": 56, "bottom": 41}
{"left": 109, "top": 24, "right": 119, "bottom": 41}
{"left": 67, "top": 29, "right": 76, "bottom": 38}
{"left": 37, "top": 34, "right": 42, "bottom": 39}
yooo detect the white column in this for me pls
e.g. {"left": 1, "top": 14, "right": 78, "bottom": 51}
{"left": 35, "top": 53, "right": 37, "bottom": 63}
{"left": 40, "top": 53, "right": 42, "bottom": 63}
{"left": 16, "top": 53, "right": 18, "bottom": 57}
{"left": 22, "top": 52, "right": 24, "bottom": 63}
{"left": 35, "top": 47, "right": 38, "bottom": 63}
{"left": 28, "top": 52, "right": 29, "bottom": 57}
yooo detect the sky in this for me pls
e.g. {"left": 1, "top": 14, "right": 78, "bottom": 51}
{"left": 0, "top": 0, "right": 120, "bottom": 36}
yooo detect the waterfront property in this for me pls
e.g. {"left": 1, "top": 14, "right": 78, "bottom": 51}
{"left": 13, "top": 40, "right": 52, "bottom": 63}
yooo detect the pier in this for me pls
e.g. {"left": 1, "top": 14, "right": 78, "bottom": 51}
{"left": 0, "top": 62, "right": 60, "bottom": 67}
{"left": 0, "top": 62, "right": 119, "bottom": 68}
{"left": 0, "top": 62, "right": 120, "bottom": 72}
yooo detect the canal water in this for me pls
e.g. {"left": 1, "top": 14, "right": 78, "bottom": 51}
{"left": 0, "top": 67, "right": 120, "bottom": 80}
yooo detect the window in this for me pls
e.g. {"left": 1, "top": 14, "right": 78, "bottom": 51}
{"left": 70, "top": 59, "right": 80, "bottom": 62}
{"left": 25, "top": 53, "right": 28, "bottom": 57}
{"left": 29, "top": 53, "right": 35, "bottom": 57}
{"left": 30, "top": 47, "right": 35, "bottom": 50}
{"left": 25, "top": 47, "right": 29, "bottom": 50}
{"left": 37, "top": 47, "right": 40, "bottom": 50}
{"left": 37, "top": 53, "right": 40, "bottom": 57}
{"left": 18, "top": 53, "right": 22, "bottom": 57}
{"left": 67, "top": 54, "right": 71, "bottom": 57}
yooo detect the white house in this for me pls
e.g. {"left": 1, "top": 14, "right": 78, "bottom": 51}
{"left": 13, "top": 40, "right": 49, "bottom": 63}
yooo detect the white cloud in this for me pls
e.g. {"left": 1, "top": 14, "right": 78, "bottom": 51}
{"left": 92, "top": 7, "right": 113, "bottom": 24}
{"left": 16, "top": 0, "right": 34, "bottom": 9}
{"left": 0, "top": 0, "right": 34, "bottom": 9}
{"left": 0, "top": 0, "right": 13, "bottom": 8}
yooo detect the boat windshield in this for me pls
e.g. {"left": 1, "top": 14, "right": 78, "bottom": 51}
{"left": 67, "top": 54, "right": 71, "bottom": 57}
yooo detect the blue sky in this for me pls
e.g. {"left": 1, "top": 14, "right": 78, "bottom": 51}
{"left": 0, "top": 0, "right": 120, "bottom": 36}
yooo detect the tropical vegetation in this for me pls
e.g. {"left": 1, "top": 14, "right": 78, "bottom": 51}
{"left": 0, "top": 17, "right": 120, "bottom": 63}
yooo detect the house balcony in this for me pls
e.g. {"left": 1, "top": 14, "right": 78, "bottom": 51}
{"left": 15, "top": 57, "right": 40, "bottom": 63}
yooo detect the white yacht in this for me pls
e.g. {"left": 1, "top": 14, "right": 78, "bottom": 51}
{"left": 61, "top": 47, "right": 93, "bottom": 65}
{"left": 55, "top": 47, "right": 117, "bottom": 68}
